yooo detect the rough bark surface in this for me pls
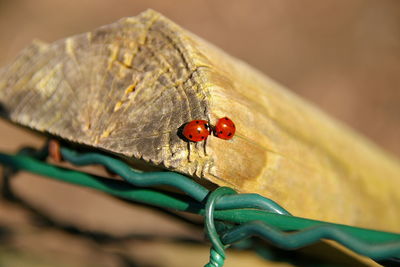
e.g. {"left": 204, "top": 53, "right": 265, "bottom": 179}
{"left": 0, "top": 10, "right": 399, "bottom": 232}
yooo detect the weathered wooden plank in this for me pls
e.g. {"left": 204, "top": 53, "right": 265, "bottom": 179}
{"left": 0, "top": 9, "right": 399, "bottom": 232}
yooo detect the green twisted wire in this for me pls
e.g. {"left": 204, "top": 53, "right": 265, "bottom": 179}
{"left": 221, "top": 221, "right": 400, "bottom": 260}
{"left": 1, "top": 146, "right": 400, "bottom": 265}
{"left": 204, "top": 187, "right": 236, "bottom": 266}
{"left": 60, "top": 147, "right": 290, "bottom": 215}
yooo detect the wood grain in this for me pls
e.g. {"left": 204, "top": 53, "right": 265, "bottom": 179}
{"left": 0, "top": 10, "right": 399, "bottom": 232}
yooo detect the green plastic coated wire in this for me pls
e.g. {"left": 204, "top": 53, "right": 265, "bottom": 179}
{"left": 60, "top": 147, "right": 209, "bottom": 203}
{"left": 205, "top": 187, "right": 237, "bottom": 267}
{"left": 221, "top": 221, "right": 400, "bottom": 260}
{"left": 60, "top": 147, "right": 291, "bottom": 215}
{"left": 1, "top": 147, "right": 400, "bottom": 264}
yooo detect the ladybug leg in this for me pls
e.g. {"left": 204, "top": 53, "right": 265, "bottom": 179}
{"left": 194, "top": 141, "right": 206, "bottom": 157}
{"left": 48, "top": 139, "right": 63, "bottom": 163}
{"left": 203, "top": 137, "right": 208, "bottom": 156}
{"left": 187, "top": 142, "right": 192, "bottom": 162}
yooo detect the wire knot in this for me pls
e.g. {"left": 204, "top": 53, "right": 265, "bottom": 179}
{"left": 204, "top": 187, "right": 237, "bottom": 267}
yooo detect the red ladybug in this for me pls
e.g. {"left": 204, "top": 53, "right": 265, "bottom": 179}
{"left": 214, "top": 117, "right": 235, "bottom": 140}
{"left": 182, "top": 120, "right": 211, "bottom": 142}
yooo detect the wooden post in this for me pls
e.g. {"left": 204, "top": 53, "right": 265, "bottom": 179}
{"left": 0, "top": 9, "right": 399, "bottom": 233}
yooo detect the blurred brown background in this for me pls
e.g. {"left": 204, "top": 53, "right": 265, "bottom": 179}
{"left": 0, "top": 1, "right": 399, "bottom": 266}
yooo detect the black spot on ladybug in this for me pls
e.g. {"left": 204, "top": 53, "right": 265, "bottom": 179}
{"left": 228, "top": 133, "right": 232, "bottom": 136}
{"left": 201, "top": 136, "right": 204, "bottom": 139}
{"left": 189, "top": 134, "right": 193, "bottom": 138}
{"left": 225, "top": 117, "right": 229, "bottom": 120}
{"left": 196, "top": 121, "right": 199, "bottom": 124}
{"left": 219, "top": 131, "right": 223, "bottom": 134}
{"left": 197, "top": 129, "right": 201, "bottom": 133}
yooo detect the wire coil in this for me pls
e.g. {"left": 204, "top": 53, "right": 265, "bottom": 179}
{"left": 204, "top": 187, "right": 236, "bottom": 266}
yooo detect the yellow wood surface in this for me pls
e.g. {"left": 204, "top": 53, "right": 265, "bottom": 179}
{"left": 189, "top": 32, "right": 400, "bottom": 232}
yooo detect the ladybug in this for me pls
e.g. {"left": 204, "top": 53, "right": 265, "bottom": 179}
{"left": 182, "top": 120, "right": 211, "bottom": 142}
{"left": 214, "top": 117, "right": 235, "bottom": 140}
